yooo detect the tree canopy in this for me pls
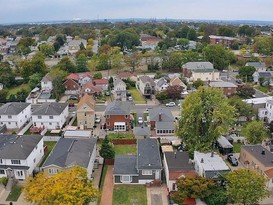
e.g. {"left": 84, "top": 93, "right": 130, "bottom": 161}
{"left": 99, "top": 137, "right": 115, "bottom": 159}
{"left": 23, "top": 166, "right": 99, "bottom": 205}
{"left": 178, "top": 87, "right": 236, "bottom": 155}
{"left": 242, "top": 120, "right": 269, "bottom": 144}
{"left": 0, "top": 62, "right": 15, "bottom": 88}
{"left": 238, "top": 66, "right": 256, "bottom": 82}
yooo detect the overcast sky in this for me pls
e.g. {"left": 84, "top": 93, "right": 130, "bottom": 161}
{"left": 0, "top": 0, "right": 273, "bottom": 24}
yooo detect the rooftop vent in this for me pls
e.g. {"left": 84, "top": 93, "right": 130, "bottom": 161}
{"left": 201, "top": 158, "right": 204, "bottom": 163}
{"left": 261, "top": 149, "right": 265, "bottom": 155}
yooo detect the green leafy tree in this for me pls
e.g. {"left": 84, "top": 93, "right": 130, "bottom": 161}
{"left": 218, "top": 26, "right": 235, "bottom": 37}
{"left": 124, "top": 52, "right": 142, "bottom": 72}
{"left": 0, "top": 90, "right": 8, "bottom": 103}
{"left": 226, "top": 169, "right": 268, "bottom": 205}
{"left": 172, "top": 176, "right": 216, "bottom": 203}
{"left": 228, "top": 96, "right": 256, "bottom": 120}
{"left": 56, "top": 57, "right": 76, "bottom": 73}
{"left": 238, "top": 25, "right": 256, "bottom": 37}
{"left": 38, "top": 43, "right": 54, "bottom": 57}
{"left": 93, "top": 72, "right": 102, "bottom": 79}
{"left": 76, "top": 54, "right": 88, "bottom": 72}
{"left": 28, "top": 73, "right": 42, "bottom": 89}
{"left": 238, "top": 66, "right": 256, "bottom": 82}
{"left": 192, "top": 79, "right": 204, "bottom": 89}
{"left": 178, "top": 87, "right": 236, "bottom": 155}
{"left": 253, "top": 37, "right": 273, "bottom": 55}
{"left": 108, "top": 31, "right": 140, "bottom": 50}
{"left": 99, "top": 137, "right": 115, "bottom": 159}
{"left": 177, "top": 38, "right": 190, "bottom": 49}
{"left": 187, "top": 29, "right": 197, "bottom": 40}
{"left": 15, "top": 89, "right": 28, "bottom": 102}
{"left": 242, "top": 121, "right": 269, "bottom": 144}
{"left": 17, "top": 37, "right": 35, "bottom": 56}
{"left": 203, "top": 45, "right": 236, "bottom": 70}
{"left": 96, "top": 54, "right": 111, "bottom": 71}
{"left": 0, "top": 62, "right": 15, "bottom": 88}
{"left": 204, "top": 187, "right": 228, "bottom": 205}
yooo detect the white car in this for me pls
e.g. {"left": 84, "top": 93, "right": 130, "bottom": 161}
{"left": 95, "top": 116, "right": 101, "bottom": 123}
{"left": 138, "top": 117, "right": 143, "bottom": 124}
{"left": 166, "top": 102, "right": 176, "bottom": 107}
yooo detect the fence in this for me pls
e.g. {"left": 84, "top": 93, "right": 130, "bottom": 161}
{"left": 43, "top": 136, "right": 61, "bottom": 142}
{"left": 104, "top": 159, "right": 114, "bottom": 165}
{"left": 112, "top": 139, "right": 137, "bottom": 145}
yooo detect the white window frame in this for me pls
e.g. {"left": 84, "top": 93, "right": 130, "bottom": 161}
{"left": 142, "top": 170, "right": 152, "bottom": 175}
{"left": 120, "top": 175, "right": 132, "bottom": 183}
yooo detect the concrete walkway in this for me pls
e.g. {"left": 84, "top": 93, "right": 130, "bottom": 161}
{"left": 0, "top": 188, "right": 32, "bottom": 205}
{"left": 100, "top": 165, "right": 114, "bottom": 205}
{"left": 147, "top": 185, "right": 169, "bottom": 205}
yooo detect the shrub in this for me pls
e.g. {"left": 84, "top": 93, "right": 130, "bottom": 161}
{"left": 1, "top": 176, "right": 7, "bottom": 186}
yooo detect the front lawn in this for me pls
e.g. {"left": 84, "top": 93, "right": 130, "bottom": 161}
{"left": 114, "top": 145, "right": 137, "bottom": 155}
{"left": 108, "top": 132, "right": 135, "bottom": 140}
{"left": 39, "top": 141, "right": 57, "bottom": 167}
{"left": 129, "top": 87, "right": 146, "bottom": 103}
{"left": 113, "top": 185, "right": 147, "bottom": 205}
{"left": 6, "top": 185, "right": 22, "bottom": 201}
{"left": 233, "top": 142, "right": 242, "bottom": 153}
{"left": 255, "top": 86, "right": 269, "bottom": 93}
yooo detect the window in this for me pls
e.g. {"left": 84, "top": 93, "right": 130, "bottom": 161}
{"left": 33, "top": 158, "right": 36, "bottom": 163}
{"left": 142, "top": 170, "right": 152, "bottom": 175}
{"left": 49, "top": 122, "right": 52, "bottom": 125}
{"left": 84, "top": 112, "right": 87, "bottom": 116}
{"left": 8, "top": 115, "right": 12, "bottom": 119}
{"left": 48, "top": 168, "right": 58, "bottom": 174}
{"left": 11, "top": 160, "right": 21, "bottom": 164}
{"left": 38, "top": 116, "right": 42, "bottom": 119}
{"left": 0, "top": 159, "right": 2, "bottom": 164}
{"left": 17, "top": 171, "right": 23, "bottom": 176}
{"left": 106, "top": 115, "right": 110, "bottom": 119}
{"left": 120, "top": 175, "right": 132, "bottom": 183}
{"left": 0, "top": 170, "right": 4, "bottom": 174}
{"left": 49, "top": 116, "right": 53, "bottom": 119}
{"left": 107, "top": 122, "right": 110, "bottom": 126}
{"left": 125, "top": 115, "right": 128, "bottom": 119}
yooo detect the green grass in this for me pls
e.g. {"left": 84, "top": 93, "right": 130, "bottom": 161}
{"left": 108, "top": 132, "right": 135, "bottom": 140}
{"left": 8, "top": 84, "right": 30, "bottom": 95}
{"left": 256, "top": 86, "right": 269, "bottom": 93}
{"left": 72, "top": 117, "right": 77, "bottom": 126}
{"left": 113, "top": 185, "right": 147, "bottom": 205}
{"left": 129, "top": 87, "right": 146, "bottom": 103}
{"left": 39, "top": 141, "right": 57, "bottom": 167}
{"left": 6, "top": 185, "right": 22, "bottom": 201}
{"left": 114, "top": 145, "right": 137, "bottom": 155}
{"left": 233, "top": 143, "right": 242, "bottom": 153}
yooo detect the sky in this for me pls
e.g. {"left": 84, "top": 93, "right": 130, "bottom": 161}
{"left": 0, "top": 0, "right": 273, "bottom": 24}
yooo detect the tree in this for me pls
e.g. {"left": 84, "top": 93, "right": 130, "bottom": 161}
{"left": 238, "top": 84, "right": 255, "bottom": 98}
{"left": 218, "top": 26, "right": 235, "bottom": 37}
{"left": 50, "top": 72, "right": 65, "bottom": 101}
{"left": 204, "top": 187, "right": 228, "bottom": 205}
{"left": 17, "top": 37, "right": 35, "bottom": 56}
{"left": 178, "top": 87, "right": 236, "bottom": 155}
{"left": 0, "top": 62, "right": 15, "bottom": 88}
{"left": 76, "top": 54, "right": 88, "bottom": 72}
{"left": 203, "top": 45, "right": 236, "bottom": 70}
{"left": 124, "top": 52, "right": 141, "bottom": 72}
{"left": 253, "top": 37, "right": 273, "bottom": 55}
{"left": 172, "top": 176, "right": 216, "bottom": 203}
{"left": 23, "top": 166, "right": 99, "bottom": 205}
{"left": 56, "top": 57, "right": 76, "bottom": 73}
{"left": 28, "top": 73, "right": 42, "bottom": 89}
{"left": 0, "top": 90, "right": 8, "bottom": 103}
{"left": 192, "top": 79, "right": 204, "bottom": 89}
{"left": 108, "top": 31, "right": 140, "bottom": 50}
{"left": 226, "top": 169, "right": 268, "bottom": 205}
{"left": 155, "top": 90, "right": 169, "bottom": 101}
{"left": 15, "top": 89, "right": 28, "bottom": 102}
{"left": 38, "top": 43, "right": 54, "bottom": 57}
{"left": 93, "top": 72, "right": 102, "bottom": 79}
{"left": 238, "top": 66, "right": 256, "bottom": 82}
{"left": 238, "top": 25, "right": 256, "bottom": 37}
{"left": 242, "top": 121, "right": 269, "bottom": 144}
{"left": 228, "top": 96, "right": 256, "bottom": 120}
{"left": 166, "top": 85, "right": 184, "bottom": 100}
{"left": 177, "top": 38, "right": 190, "bottom": 49}
{"left": 99, "top": 137, "right": 115, "bottom": 159}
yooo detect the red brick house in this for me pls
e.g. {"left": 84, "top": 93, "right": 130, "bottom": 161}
{"left": 208, "top": 81, "right": 238, "bottom": 97}
{"left": 209, "top": 35, "right": 237, "bottom": 48}
{"left": 104, "top": 101, "right": 131, "bottom": 131}
{"left": 63, "top": 78, "right": 80, "bottom": 95}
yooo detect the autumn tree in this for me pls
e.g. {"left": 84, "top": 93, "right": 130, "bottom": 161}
{"left": 166, "top": 85, "right": 184, "bottom": 100}
{"left": 226, "top": 169, "right": 268, "bottom": 205}
{"left": 238, "top": 84, "right": 255, "bottom": 98}
{"left": 172, "top": 176, "right": 216, "bottom": 203}
{"left": 23, "top": 166, "right": 99, "bottom": 205}
{"left": 178, "top": 87, "right": 236, "bottom": 155}
{"left": 242, "top": 120, "right": 269, "bottom": 144}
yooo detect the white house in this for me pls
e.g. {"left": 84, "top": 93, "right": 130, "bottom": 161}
{"left": 194, "top": 151, "right": 230, "bottom": 179}
{"left": 113, "top": 77, "right": 127, "bottom": 101}
{"left": 41, "top": 73, "right": 53, "bottom": 91}
{"left": 0, "top": 102, "right": 31, "bottom": 129}
{"left": 155, "top": 78, "right": 169, "bottom": 92}
{"left": 246, "top": 62, "right": 266, "bottom": 72}
{"left": 32, "top": 102, "right": 69, "bottom": 130}
{"left": 258, "top": 99, "right": 273, "bottom": 123}
{"left": 0, "top": 135, "right": 44, "bottom": 180}
{"left": 137, "top": 75, "right": 155, "bottom": 98}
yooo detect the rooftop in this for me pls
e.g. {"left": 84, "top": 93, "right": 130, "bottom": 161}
{"left": 113, "top": 155, "right": 138, "bottom": 175}
{"left": 165, "top": 152, "right": 194, "bottom": 171}
{"left": 0, "top": 102, "right": 30, "bottom": 115}
{"left": 105, "top": 101, "right": 131, "bottom": 115}
{"left": 209, "top": 81, "right": 237, "bottom": 88}
{"left": 149, "top": 107, "right": 174, "bottom": 122}
{"left": 182, "top": 62, "right": 214, "bottom": 71}
{"left": 32, "top": 102, "right": 68, "bottom": 116}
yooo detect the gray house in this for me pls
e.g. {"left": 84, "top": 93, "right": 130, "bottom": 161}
{"left": 42, "top": 138, "right": 97, "bottom": 179}
{"left": 246, "top": 62, "right": 266, "bottom": 72}
{"left": 137, "top": 76, "right": 155, "bottom": 98}
{"left": 113, "top": 139, "right": 162, "bottom": 184}
{"left": 113, "top": 77, "right": 127, "bottom": 101}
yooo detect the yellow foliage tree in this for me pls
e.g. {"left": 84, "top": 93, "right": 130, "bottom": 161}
{"left": 23, "top": 166, "right": 99, "bottom": 205}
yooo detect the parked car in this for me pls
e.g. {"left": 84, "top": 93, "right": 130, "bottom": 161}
{"left": 128, "top": 96, "right": 133, "bottom": 101}
{"left": 95, "top": 116, "right": 101, "bottom": 123}
{"left": 69, "top": 102, "right": 75, "bottom": 107}
{"left": 145, "top": 107, "right": 152, "bottom": 111}
{"left": 166, "top": 102, "right": 176, "bottom": 107}
{"left": 69, "top": 95, "right": 78, "bottom": 100}
{"left": 138, "top": 117, "right": 143, "bottom": 124}
{"left": 105, "top": 91, "right": 110, "bottom": 96}
{"left": 227, "top": 154, "right": 238, "bottom": 166}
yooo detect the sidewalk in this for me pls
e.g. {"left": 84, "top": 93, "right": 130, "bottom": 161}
{"left": 100, "top": 165, "right": 113, "bottom": 205}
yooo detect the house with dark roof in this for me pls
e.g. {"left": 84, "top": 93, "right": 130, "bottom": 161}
{"left": 77, "top": 94, "right": 96, "bottom": 129}
{"left": 240, "top": 145, "right": 273, "bottom": 188}
{"left": 133, "top": 126, "right": 151, "bottom": 139}
{"left": 182, "top": 62, "right": 220, "bottom": 82}
{"left": 41, "top": 73, "right": 53, "bottom": 91}
{"left": 64, "top": 72, "right": 92, "bottom": 95}
{"left": 104, "top": 101, "right": 131, "bottom": 131}
{"left": 32, "top": 102, "right": 68, "bottom": 130}
{"left": 246, "top": 62, "right": 266, "bottom": 72}
{"left": 42, "top": 138, "right": 97, "bottom": 179}
{"left": 163, "top": 152, "right": 196, "bottom": 192}
{"left": 155, "top": 77, "right": 169, "bottom": 92}
{"left": 148, "top": 107, "right": 175, "bottom": 136}
{"left": 113, "top": 139, "right": 162, "bottom": 184}
{"left": 0, "top": 102, "right": 31, "bottom": 129}
{"left": 0, "top": 135, "right": 44, "bottom": 180}
{"left": 137, "top": 75, "right": 155, "bottom": 98}
{"left": 113, "top": 77, "right": 127, "bottom": 101}
{"left": 253, "top": 71, "right": 273, "bottom": 84}
{"left": 208, "top": 81, "right": 238, "bottom": 97}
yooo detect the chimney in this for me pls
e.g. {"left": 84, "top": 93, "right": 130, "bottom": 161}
{"left": 211, "top": 151, "right": 214, "bottom": 157}
{"left": 201, "top": 158, "right": 204, "bottom": 163}
{"left": 261, "top": 149, "right": 265, "bottom": 155}
{"left": 174, "top": 151, "right": 177, "bottom": 159}
{"left": 159, "top": 113, "right": 162, "bottom": 121}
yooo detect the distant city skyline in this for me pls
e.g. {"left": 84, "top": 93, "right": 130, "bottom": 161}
{"left": 0, "top": 0, "right": 273, "bottom": 24}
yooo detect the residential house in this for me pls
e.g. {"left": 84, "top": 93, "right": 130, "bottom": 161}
{"left": 64, "top": 73, "right": 92, "bottom": 95}
{"left": 209, "top": 35, "right": 237, "bottom": 48}
{"left": 169, "top": 76, "right": 186, "bottom": 90}
{"left": 0, "top": 102, "right": 31, "bottom": 129}
{"left": 240, "top": 145, "right": 273, "bottom": 188}
{"left": 194, "top": 151, "right": 230, "bottom": 179}
{"left": 32, "top": 102, "right": 69, "bottom": 130}
{"left": 148, "top": 107, "right": 175, "bottom": 136}
{"left": 93, "top": 79, "right": 109, "bottom": 91}
{"left": 137, "top": 75, "right": 155, "bottom": 98}
{"left": 208, "top": 81, "right": 238, "bottom": 97}
{"left": 258, "top": 99, "right": 273, "bottom": 123}
{"left": 42, "top": 138, "right": 97, "bottom": 179}
{"left": 41, "top": 73, "right": 53, "bottom": 91}
{"left": 246, "top": 62, "right": 266, "bottom": 72}
{"left": 244, "top": 97, "right": 273, "bottom": 110}
{"left": 113, "top": 77, "right": 127, "bottom": 101}
{"left": 81, "top": 81, "right": 103, "bottom": 96}
{"left": 68, "top": 39, "right": 87, "bottom": 55}
{"left": 113, "top": 138, "right": 162, "bottom": 184}
{"left": 140, "top": 34, "right": 161, "bottom": 50}
{"left": 182, "top": 62, "right": 220, "bottom": 82}
{"left": 155, "top": 78, "right": 169, "bottom": 92}
{"left": 253, "top": 71, "right": 273, "bottom": 84}
{"left": 163, "top": 152, "right": 196, "bottom": 192}
{"left": 104, "top": 101, "right": 131, "bottom": 131}
{"left": 0, "top": 135, "right": 44, "bottom": 180}
{"left": 77, "top": 94, "right": 96, "bottom": 129}
{"left": 133, "top": 126, "right": 151, "bottom": 139}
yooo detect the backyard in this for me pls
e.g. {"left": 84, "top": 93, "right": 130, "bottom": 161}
{"left": 233, "top": 142, "right": 242, "bottom": 153}
{"left": 107, "top": 132, "right": 135, "bottom": 140}
{"left": 129, "top": 87, "right": 146, "bottom": 104}
{"left": 114, "top": 145, "right": 137, "bottom": 155}
{"left": 113, "top": 185, "right": 147, "bottom": 205}
{"left": 6, "top": 185, "right": 23, "bottom": 201}
{"left": 39, "top": 141, "right": 57, "bottom": 167}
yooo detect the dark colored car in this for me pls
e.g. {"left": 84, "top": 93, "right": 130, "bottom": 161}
{"left": 227, "top": 154, "right": 238, "bottom": 166}
{"left": 68, "top": 102, "right": 74, "bottom": 107}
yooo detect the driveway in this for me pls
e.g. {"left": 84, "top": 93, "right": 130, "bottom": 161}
{"left": 100, "top": 165, "right": 113, "bottom": 205}
{"left": 147, "top": 185, "right": 168, "bottom": 205}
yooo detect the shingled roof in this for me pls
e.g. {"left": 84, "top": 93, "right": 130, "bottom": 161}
{"left": 0, "top": 102, "right": 30, "bottom": 115}
{"left": 32, "top": 102, "right": 68, "bottom": 116}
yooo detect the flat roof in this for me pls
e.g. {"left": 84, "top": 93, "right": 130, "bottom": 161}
{"left": 243, "top": 97, "right": 273, "bottom": 105}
